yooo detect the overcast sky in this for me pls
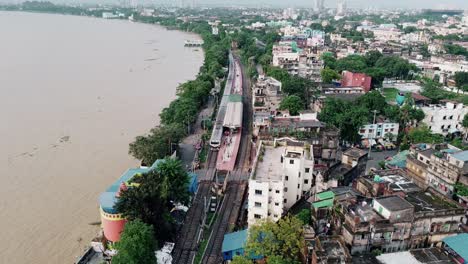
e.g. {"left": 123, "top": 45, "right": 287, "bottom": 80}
{"left": 1, "top": 0, "right": 468, "bottom": 9}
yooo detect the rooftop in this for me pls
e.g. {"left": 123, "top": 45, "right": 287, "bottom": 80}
{"left": 222, "top": 229, "right": 248, "bottom": 253}
{"left": 254, "top": 145, "right": 284, "bottom": 181}
{"left": 443, "top": 234, "right": 468, "bottom": 262}
{"left": 406, "top": 191, "right": 459, "bottom": 212}
{"left": 350, "top": 201, "right": 383, "bottom": 222}
{"left": 377, "top": 247, "right": 451, "bottom": 264}
{"left": 344, "top": 148, "right": 367, "bottom": 159}
{"left": 451, "top": 150, "right": 468, "bottom": 162}
{"left": 375, "top": 196, "right": 414, "bottom": 212}
{"left": 376, "top": 172, "right": 421, "bottom": 193}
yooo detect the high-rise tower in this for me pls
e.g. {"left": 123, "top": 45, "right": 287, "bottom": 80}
{"left": 313, "top": 0, "right": 325, "bottom": 12}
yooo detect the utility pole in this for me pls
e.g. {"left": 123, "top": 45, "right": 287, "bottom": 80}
{"left": 368, "top": 110, "right": 378, "bottom": 160}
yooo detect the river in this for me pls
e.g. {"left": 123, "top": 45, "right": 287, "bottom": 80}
{"left": 0, "top": 11, "right": 203, "bottom": 263}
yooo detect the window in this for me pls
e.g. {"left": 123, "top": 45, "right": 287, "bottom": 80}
{"left": 297, "top": 184, "right": 300, "bottom": 189}
{"left": 305, "top": 168, "right": 310, "bottom": 173}
{"left": 441, "top": 125, "right": 445, "bottom": 130}
{"left": 296, "top": 195, "right": 299, "bottom": 200}
{"left": 254, "top": 214, "right": 262, "bottom": 219}
{"left": 449, "top": 115, "right": 453, "bottom": 120}
{"left": 304, "top": 179, "right": 309, "bottom": 184}
{"left": 273, "top": 214, "right": 278, "bottom": 218}
{"left": 280, "top": 156, "right": 283, "bottom": 163}
{"left": 284, "top": 187, "right": 288, "bottom": 192}
{"left": 255, "top": 189, "right": 262, "bottom": 195}
{"left": 275, "top": 202, "right": 279, "bottom": 206}
{"left": 298, "top": 172, "right": 301, "bottom": 178}
{"left": 269, "top": 188, "right": 272, "bottom": 192}
{"left": 289, "top": 159, "right": 294, "bottom": 164}
{"left": 284, "top": 199, "right": 287, "bottom": 204}
{"left": 255, "top": 202, "right": 262, "bottom": 207}
{"left": 285, "top": 176, "right": 289, "bottom": 181}
{"left": 275, "top": 190, "right": 280, "bottom": 194}
{"left": 443, "top": 116, "right": 447, "bottom": 120}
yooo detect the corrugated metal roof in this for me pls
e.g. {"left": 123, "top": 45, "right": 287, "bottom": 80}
{"left": 443, "top": 234, "right": 468, "bottom": 261}
{"left": 317, "top": 191, "right": 335, "bottom": 201}
{"left": 222, "top": 229, "right": 248, "bottom": 253}
{"left": 451, "top": 150, "right": 468, "bottom": 162}
{"left": 312, "top": 199, "right": 334, "bottom": 209}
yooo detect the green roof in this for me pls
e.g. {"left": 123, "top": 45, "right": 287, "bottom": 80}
{"left": 222, "top": 229, "right": 248, "bottom": 253}
{"left": 443, "top": 234, "right": 468, "bottom": 261}
{"left": 317, "top": 191, "right": 335, "bottom": 201}
{"left": 312, "top": 199, "right": 334, "bottom": 209}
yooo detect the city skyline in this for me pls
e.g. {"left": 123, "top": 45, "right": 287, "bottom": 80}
{"left": 1, "top": 0, "right": 467, "bottom": 9}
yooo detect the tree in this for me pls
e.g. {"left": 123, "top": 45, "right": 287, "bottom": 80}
{"left": 321, "top": 68, "right": 341, "bottom": 83}
{"left": 296, "top": 209, "right": 311, "bottom": 225}
{"left": 129, "top": 123, "right": 186, "bottom": 165}
{"left": 280, "top": 95, "right": 304, "bottom": 116}
{"left": 231, "top": 256, "right": 252, "bottom": 264}
{"left": 462, "top": 114, "right": 468, "bottom": 129}
{"left": 407, "top": 125, "right": 444, "bottom": 144}
{"left": 364, "top": 50, "right": 383, "bottom": 67}
{"left": 335, "top": 55, "right": 368, "bottom": 73}
{"left": 356, "top": 91, "right": 387, "bottom": 118}
{"left": 155, "top": 158, "right": 190, "bottom": 205}
{"left": 115, "top": 159, "right": 190, "bottom": 244}
{"left": 454, "top": 72, "right": 468, "bottom": 91}
{"left": 112, "top": 220, "right": 157, "bottom": 264}
{"left": 403, "top": 26, "right": 418, "bottom": 34}
{"left": 321, "top": 52, "right": 337, "bottom": 69}
{"left": 246, "top": 216, "right": 305, "bottom": 263}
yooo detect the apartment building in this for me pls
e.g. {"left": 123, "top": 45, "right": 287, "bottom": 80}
{"left": 358, "top": 121, "right": 399, "bottom": 147}
{"left": 427, "top": 149, "right": 468, "bottom": 196}
{"left": 248, "top": 141, "right": 314, "bottom": 226}
{"left": 341, "top": 171, "right": 466, "bottom": 255}
{"left": 252, "top": 75, "right": 283, "bottom": 136}
{"left": 420, "top": 101, "right": 467, "bottom": 136}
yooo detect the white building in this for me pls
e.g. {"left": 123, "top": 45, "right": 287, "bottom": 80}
{"left": 421, "top": 101, "right": 467, "bottom": 136}
{"left": 248, "top": 141, "right": 314, "bottom": 226}
{"left": 358, "top": 121, "right": 399, "bottom": 146}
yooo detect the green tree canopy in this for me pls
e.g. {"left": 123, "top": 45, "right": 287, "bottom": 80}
{"left": 321, "top": 68, "right": 341, "bottom": 83}
{"left": 407, "top": 125, "right": 444, "bottom": 144}
{"left": 462, "top": 114, "right": 468, "bottom": 129}
{"left": 246, "top": 216, "right": 305, "bottom": 263}
{"left": 231, "top": 256, "right": 253, "bottom": 264}
{"left": 454, "top": 72, "right": 468, "bottom": 89}
{"left": 112, "top": 220, "right": 157, "bottom": 264}
{"left": 115, "top": 158, "right": 190, "bottom": 244}
{"left": 279, "top": 95, "right": 304, "bottom": 116}
{"left": 129, "top": 123, "right": 186, "bottom": 165}
{"left": 296, "top": 209, "right": 311, "bottom": 225}
{"left": 335, "top": 55, "right": 368, "bottom": 73}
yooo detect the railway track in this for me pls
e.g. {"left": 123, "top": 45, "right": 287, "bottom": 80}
{"left": 201, "top": 181, "right": 246, "bottom": 264}
{"left": 172, "top": 181, "right": 211, "bottom": 264}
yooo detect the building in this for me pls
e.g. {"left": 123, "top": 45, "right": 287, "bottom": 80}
{"left": 341, "top": 71, "right": 372, "bottom": 93}
{"left": 99, "top": 162, "right": 160, "bottom": 243}
{"left": 272, "top": 42, "right": 324, "bottom": 82}
{"left": 311, "top": 236, "right": 352, "bottom": 264}
{"left": 347, "top": 170, "right": 467, "bottom": 254}
{"left": 377, "top": 247, "right": 452, "bottom": 264}
{"left": 406, "top": 146, "right": 434, "bottom": 188}
{"left": 442, "top": 233, "right": 468, "bottom": 264}
{"left": 420, "top": 101, "right": 467, "bottom": 136}
{"left": 248, "top": 141, "right": 315, "bottom": 225}
{"left": 336, "top": 0, "right": 347, "bottom": 16}
{"left": 252, "top": 75, "right": 283, "bottom": 136}
{"left": 358, "top": 121, "right": 399, "bottom": 147}
{"left": 313, "top": 0, "right": 325, "bottom": 12}
{"left": 98, "top": 159, "right": 196, "bottom": 243}
{"left": 427, "top": 149, "right": 468, "bottom": 196}
{"left": 222, "top": 229, "right": 248, "bottom": 261}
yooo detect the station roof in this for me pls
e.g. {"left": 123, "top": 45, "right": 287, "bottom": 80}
{"left": 223, "top": 101, "right": 243, "bottom": 128}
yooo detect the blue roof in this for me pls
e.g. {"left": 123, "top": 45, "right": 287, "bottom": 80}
{"left": 100, "top": 160, "right": 163, "bottom": 213}
{"left": 222, "top": 229, "right": 248, "bottom": 253}
{"left": 451, "top": 150, "right": 468, "bottom": 162}
{"left": 443, "top": 234, "right": 468, "bottom": 261}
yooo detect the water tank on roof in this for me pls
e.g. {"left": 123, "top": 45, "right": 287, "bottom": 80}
{"left": 396, "top": 92, "right": 406, "bottom": 106}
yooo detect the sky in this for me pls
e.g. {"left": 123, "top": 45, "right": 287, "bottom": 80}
{"left": 1, "top": 0, "right": 467, "bottom": 9}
